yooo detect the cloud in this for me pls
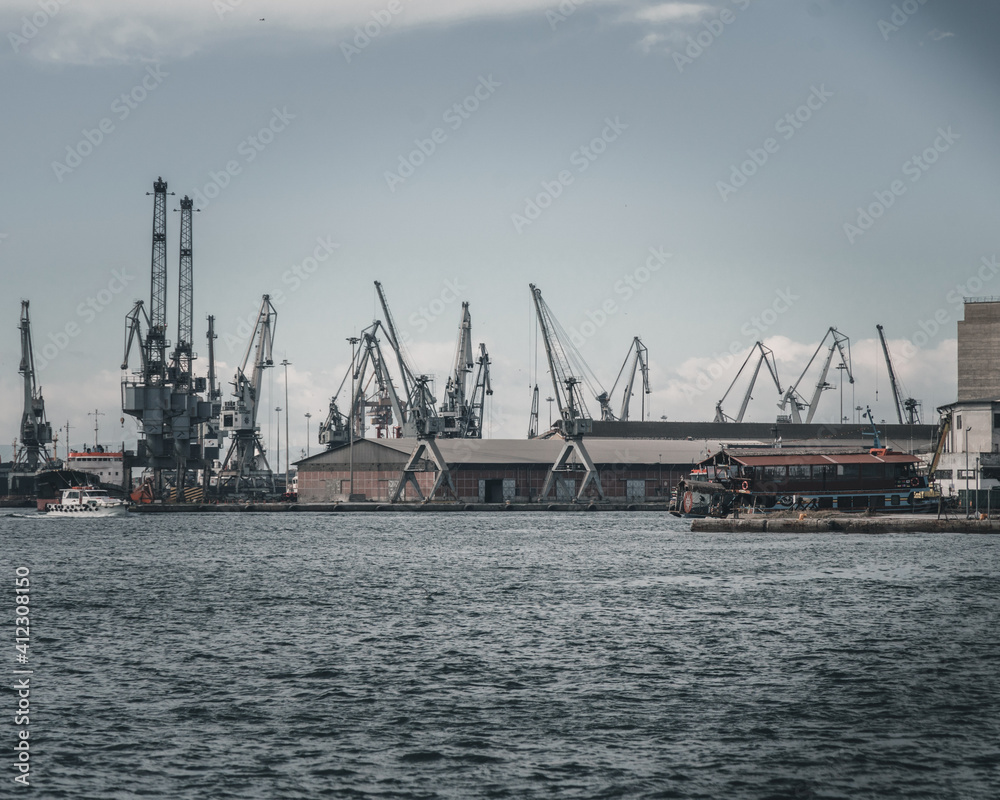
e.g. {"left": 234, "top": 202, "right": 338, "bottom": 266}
{"left": 1, "top": 0, "right": 619, "bottom": 65}
{"left": 630, "top": 2, "right": 713, "bottom": 24}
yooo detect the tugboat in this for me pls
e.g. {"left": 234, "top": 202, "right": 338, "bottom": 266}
{"left": 41, "top": 486, "right": 129, "bottom": 517}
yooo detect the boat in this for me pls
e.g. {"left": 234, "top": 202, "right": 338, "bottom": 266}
{"left": 41, "top": 486, "right": 129, "bottom": 516}
{"left": 675, "top": 446, "right": 936, "bottom": 516}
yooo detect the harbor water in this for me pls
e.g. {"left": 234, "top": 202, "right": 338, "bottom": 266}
{"left": 3, "top": 512, "right": 998, "bottom": 798}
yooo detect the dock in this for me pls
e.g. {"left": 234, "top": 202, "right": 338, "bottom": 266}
{"left": 691, "top": 515, "right": 1000, "bottom": 534}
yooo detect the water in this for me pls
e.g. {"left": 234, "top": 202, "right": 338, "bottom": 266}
{"left": 3, "top": 512, "right": 998, "bottom": 799}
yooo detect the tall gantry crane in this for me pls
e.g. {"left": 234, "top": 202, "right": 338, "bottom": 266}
{"left": 607, "top": 336, "right": 651, "bottom": 422}
{"left": 438, "top": 303, "right": 491, "bottom": 438}
{"left": 876, "top": 324, "right": 921, "bottom": 425}
{"left": 122, "top": 178, "right": 211, "bottom": 501}
{"left": 779, "top": 327, "right": 853, "bottom": 424}
{"left": 219, "top": 295, "right": 276, "bottom": 494}
{"left": 715, "top": 341, "right": 782, "bottom": 423}
{"left": 530, "top": 284, "right": 603, "bottom": 501}
{"left": 13, "top": 300, "right": 53, "bottom": 472}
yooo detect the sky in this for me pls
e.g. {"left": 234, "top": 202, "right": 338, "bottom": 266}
{"left": 1, "top": 0, "right": 998, "bottom": 459}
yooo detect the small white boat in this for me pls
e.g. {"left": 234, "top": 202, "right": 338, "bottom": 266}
{"left": 43, "top": 487, "right": 129, "bottom": 517}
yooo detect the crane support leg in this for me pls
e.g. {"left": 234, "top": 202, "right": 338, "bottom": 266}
{"left": 540, "top": 437, "right": 604, "bottom": 502}
{"left": 390, "top": 436, "right": 457, "bottom": 502}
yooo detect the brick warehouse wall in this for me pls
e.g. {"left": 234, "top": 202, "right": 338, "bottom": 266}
{"left": 299, "top": 463, "right": 687, "bottom": 502}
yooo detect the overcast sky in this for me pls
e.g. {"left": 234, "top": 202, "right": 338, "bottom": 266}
{"left": 2, "top": 0, "right": 998, "bottom": 457}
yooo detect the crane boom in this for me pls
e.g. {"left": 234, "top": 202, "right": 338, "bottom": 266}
{"left": 374, "top": 281, "right": 417, "bottom": 406}
{"left": 609, "top": 337, "right": 651, "bottom": 421}
{"left": 779, "top": 327, "right": 852, "bottom": 424}
{"left": 716, "top": 342, "right": 782, "bottom": 423}
{"left": 529, "top": 283, "right": 606, "bottom": 427}
{"left": 876, "top": 324, "right": 904, "bottom": 425}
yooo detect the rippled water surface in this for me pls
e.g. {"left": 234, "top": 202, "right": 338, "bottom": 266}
{"left": 3, "top": 512, "right": 999, "bottom": 798}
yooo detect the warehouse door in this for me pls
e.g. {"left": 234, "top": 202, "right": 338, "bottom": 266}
{"left": 479, "top": 478, "right": 503, "bottom": 503}
{"left": 626, "top": 480, "right": 646, "bottom": 501}
{"left": 503, "top": 479, "right": 516, "bottom": 501}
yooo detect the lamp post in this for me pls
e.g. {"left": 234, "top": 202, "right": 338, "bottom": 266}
{"left": 546, "top": 396, "right": 554, "bottom": 427}
{"left": 304, "top": 412, "right": 312, "bottom": 458}
{"left": 275, "top": 407, "right": 282, "bottom": 482}
{"left": 281, "top": 359, "right": 291, "bottom": 489}
{"left": 348, "top": 337, "right": 359, "bottom": 498}
{"left": 836, "top": 363, "right": 846, "bottom": 426}
{"left": 965, "top": 426, "right": 972, "bottom": 518}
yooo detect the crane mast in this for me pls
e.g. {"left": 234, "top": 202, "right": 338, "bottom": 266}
{"left": 528, "top": 384, "right": 540, "bottom": 439}
{"left": 173, "top": 195, "right": 195, "bottom": 386}
{"left": 146, "top": 177, "right": 172, "bottom": 384}
{"left": 466, "top": 343, "right": 492, "bottom": 438}
{"left": 14, "top": 300, "right": 53, "bottom": 472}
{"left": 715, "top": 341, "right": 782, "bottom": 423}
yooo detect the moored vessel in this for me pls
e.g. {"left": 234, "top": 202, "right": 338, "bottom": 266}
{"left": 41, "top": 487, "right": 129, "bottom": 516}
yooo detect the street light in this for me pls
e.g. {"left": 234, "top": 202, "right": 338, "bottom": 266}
{"left": 965, "top": 425, "right": 972, "bottom": 518}
{"left": 304, "top": 412, "right": 312, "bottom": 458}
{"left": 836, "top": 363, "right": 847, "bottom": 426}
{"left": 281, "top": 359, "right": 291, "bottom": 488}
{"left": 546, "top": 396, "right": 555, "bottom": 427}
{"left": 275, "top": 407, "right": 282, "bottom": 478}
{"left": 347, "top": 337, "right": 359, "bottom": 498}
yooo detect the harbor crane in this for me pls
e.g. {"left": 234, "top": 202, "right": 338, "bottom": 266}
{"left": 779, "top": 327, "right": 853, "bottom": 424}
{"left": 715, "top": 342, "right": 782, "bottom": 423}
{"left": 607, "top": 336, "right": 651, "bottom": 422}
{"left": 122, "top": 178, "right": 212, "bottom": 500}
{"left": 374, "top": 280, "right": 438, "bottom": 432}
{"left": 219, "top": 295, "right": 276, "bottom": 494}
{"left": 13, "top": 300, "right": 53, "bottom": 472}
{"left": 530, "top": 284, "right": 603, "bottom": 501}
{"left": 876, "top": 324, "right": 921, "bottom": 425}
{"left": 438, "top": 303, "right": 492, "bottom": 438}
{"left": 320, "top": 320, "right": 410, "bottom": 446}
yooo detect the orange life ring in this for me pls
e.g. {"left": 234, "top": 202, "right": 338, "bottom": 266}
{"left": 741, "top": 481, "right": 749, "bottom": 491}
{"left": 682, "top": 492, "right": 694, "bottom": 513}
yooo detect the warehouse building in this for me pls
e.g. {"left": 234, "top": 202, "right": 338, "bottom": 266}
{"left": 297, "top": 437, "right": 727, "bottom": 503}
